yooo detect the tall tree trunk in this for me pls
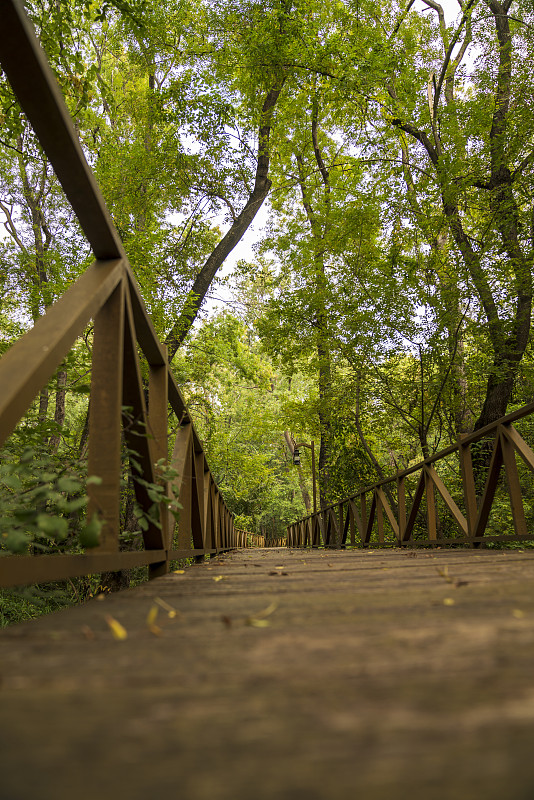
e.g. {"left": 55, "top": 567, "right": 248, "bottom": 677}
{"left": 284, "top": 430, "right": 311, "bottom": 512}
{"left": 49, "top": 367, "right": 67, "bottom": 454}
{"left": 390, "top": 1, "right": 532, "bottom": 494}
{"left": 78, "top": 401, "right": 90, "bottom": 460}
{"left": 295, "top": 93, "right": 336, "bottom": 514}
{"left": 165, "top": 81, "right": 285, "bottom": 359}
{"left": 354, "top": 388, "right": 396, "bottom": 509}
{"left": 38, "top": 388, "right": 49, "bottom": 425}
{"left": 315, "top": 297, "right": 333, "bottom": 511}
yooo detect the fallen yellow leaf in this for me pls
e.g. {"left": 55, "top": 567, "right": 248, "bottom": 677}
{"left": 173, "top": 569, "right": 185, "bottom": 574}
{"left": 443, "top": 597, "right": 455, "bottom": 606}
{"left": 246, "top": 618, "right": 271, "bottom": 628}
{"left": 246, "top": 602, "right": 278, "bottom": 627}
{"left": 154, "top": 597, "right": 178, "bottom": 618}
{"left": 436, "top": 565, "right": 453, "bottom": 583}
{"left": 104, "top": 614, "right": 127, "bottom": 640}
{"left": 213, "top": 575, "right": 228, "bottom": 582}
{"left": 147, "top": 604, "right": 159, "bottom": 627}
{"left": 145, "top": 605, "right": 163, "bottom": 636}
{"left": 512, "top": 609, "right": 525, "bottom": 619}
{"left": 253, "top": 601, "right": 278, "bottom": 619}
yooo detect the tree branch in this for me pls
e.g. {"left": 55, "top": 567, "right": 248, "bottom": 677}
{"left": 165, "top": 80, "right": 286, "bottom": 359}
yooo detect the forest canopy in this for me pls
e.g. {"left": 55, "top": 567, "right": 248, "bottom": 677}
{"left": 1, "top": 0, "right": 534, "bottom": 563}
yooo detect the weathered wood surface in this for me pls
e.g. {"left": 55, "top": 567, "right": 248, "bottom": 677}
{"left": 3, "top": 547, "right": 534, "bottom": 799}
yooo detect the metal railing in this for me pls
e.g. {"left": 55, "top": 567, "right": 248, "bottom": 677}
{"left": 0, "top": 0, "right": 238, "bottom": 588}
{"left": 288, "top": 405, "right": 534, "bottom": 548}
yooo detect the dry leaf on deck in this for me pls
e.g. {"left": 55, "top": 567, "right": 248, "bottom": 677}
{"left": 154, "top": 597, "right": 179, "bottom": 618}
{"left": 436, "top": 566, "right": 453, "bottom": 583}
{"left": 146, "top": 604, "right": 163, "bottom": 636}
{"left": 246, "top": 601, "right": 278, "bottom": 627}
{"left": 104, "top": 614, "right": 127, "bottom": 640}
{"left": 247, "top": 618, "right": 271, "bottom": 628}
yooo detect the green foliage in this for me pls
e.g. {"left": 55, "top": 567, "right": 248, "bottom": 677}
{"left": 0, "top": 446, "right": 102, "bottom": 555}
{"left": 174, "top": 310, "right": 305, "bottom": 537}
{"left": 0, "top": 584, "right": 78, "bottom": 628}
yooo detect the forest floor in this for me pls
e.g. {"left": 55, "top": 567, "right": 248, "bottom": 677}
{"left": 3, "top": 546, "right": 534, "bottom": 799}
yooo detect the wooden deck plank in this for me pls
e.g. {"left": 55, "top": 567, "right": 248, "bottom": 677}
{"left": 3, "top": 547, "right": 534, "bottom": 799}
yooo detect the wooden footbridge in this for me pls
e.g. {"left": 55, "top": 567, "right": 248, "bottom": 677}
{"left": 4, "top": 546, "right": 534, "bottom": 800}
{"left": 4, "top": 3, "right": 534, "bottom": 797}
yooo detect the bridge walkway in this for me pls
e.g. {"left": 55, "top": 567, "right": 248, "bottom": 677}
{"left": 3, "top": 547, "right": 534, "bottom": 799}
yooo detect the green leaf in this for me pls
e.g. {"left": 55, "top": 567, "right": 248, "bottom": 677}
{"left": 86, "top": 475, "right": 103, "bottom": 486}
{"left": 2, "top": 474, "right": 22, "bottom": 490}
{"left": 79, "top": 515, "right": 102, "bottom": 548}
{"left": 130, "top": 457, "right": 142, "bottom": 473}
{"left": 13, "top": 508, "right": 38, "bottom": 523}
{"left": 36, "top": 514, "right": 69, "bottom": 541}
{"left": 5, "top": 530, "right": 30, "bottom": 554}
{"left": 62, "top": 496, "right": 87, "bottom": 513}
{"left": 42, "top": 472, "right": 58, "bottom": 482}
{"left": 20, "top": 448, "right": 35, "bottom": 464}
{"left": 57, "top": 476, "right": 82, "bottom": 493}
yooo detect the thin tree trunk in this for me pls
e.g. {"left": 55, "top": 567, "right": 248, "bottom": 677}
{"left": 78, "top": 401, "right": 90, "bottom": 460}
{"left": 49, "top": 368, "right": 67, "bottom": 454}
{"left": 38, "top": 388, "right": 49, "bottom": 425}
{"left": 165, "top": 82, "right": 285, "bottom": 359}
{"left": 284, "top": 431, "right": 311, "bottom": 512}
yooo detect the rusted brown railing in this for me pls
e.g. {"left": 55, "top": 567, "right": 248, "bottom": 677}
{"left": 288, "top": 406, "right": 534, "bottom": 549}
{"left": 0, "top": 1, "right": 240, "bottom": 589}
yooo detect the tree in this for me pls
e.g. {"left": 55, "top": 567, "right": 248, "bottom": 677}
{"left": 369, "top": 0, "right": 534, "bottom": 430}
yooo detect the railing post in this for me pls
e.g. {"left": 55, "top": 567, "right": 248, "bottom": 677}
{"left": 377, "top": 490, "right": 386, "bottom": 544}
{"left": 192, "top": 451, "right": 207, "bottom": 558}
{"left": 170, "top": 422, "right": 193, "bottom": 551}
{"left": 213, "top": 487, "right": 220, "bottom": 550}
{"left": 500, "top": 425, "right": 528, "bottom": 538}
{"left": 87, "top": 279, "right": 124, "bottom": 552}
{"left": 148, "top": 345, "right": 169, "bottom": 578}
{"left": 348, "top": 501, "right": 356, "bottom": 545}
{"left": 424, "top": 467, "right": 437, "bottom": 542}
{"left": 397, "top": 474, "right": 406, "bottom": 544}
{"left": 458, "top": 435, "right": 477, "bottom": 538}
{"left": 360, "top": 492, "right": 367, "bottom": 547}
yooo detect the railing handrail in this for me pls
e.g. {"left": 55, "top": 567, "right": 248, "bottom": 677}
{"left": 296, "top": 405, "right": 534, "bottom": 521}
{"left": 288, "top": 416, "right": 534, "bottom": 549}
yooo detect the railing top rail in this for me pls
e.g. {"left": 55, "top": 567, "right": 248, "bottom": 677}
{"left": 294, "top": 400, "right": 534, "bottom": 520}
